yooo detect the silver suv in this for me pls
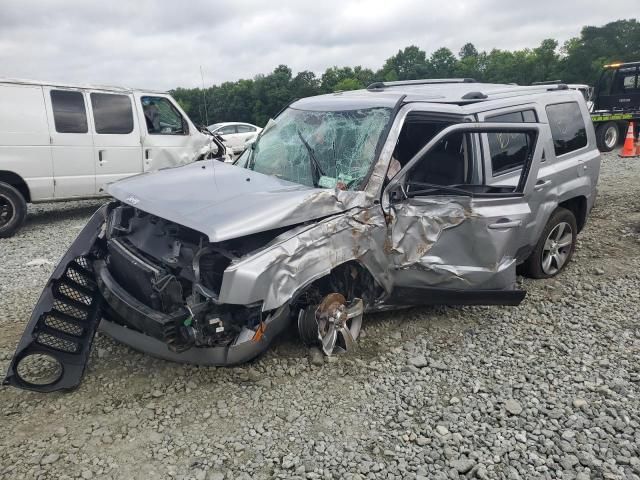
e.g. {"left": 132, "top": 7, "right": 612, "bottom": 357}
{"left": 4, "top": 79, "right": 601, "bottom": 392}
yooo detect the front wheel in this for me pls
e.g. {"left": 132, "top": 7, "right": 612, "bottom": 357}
{"left": 596, "top": 122, "right": 619, "bottom": 152}
{"left": 0, "top": 182, "right": 27, "bottom": 238}
{"left": 522, "top": 207, "right": 577, "bottom": 279}
{"left": 298, "top": 293, "right": 364, "bottom": 356}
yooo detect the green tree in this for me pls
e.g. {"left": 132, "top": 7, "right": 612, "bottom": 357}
{"left": 428, "top": 48, "right": 458, "bottom": 77}
{"left": 378, "top": 45, "right": 428, "bottom": 81}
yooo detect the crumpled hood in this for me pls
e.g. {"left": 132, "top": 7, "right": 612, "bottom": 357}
{"left": 108, "top": 160, "right": 369, "bottom": 242}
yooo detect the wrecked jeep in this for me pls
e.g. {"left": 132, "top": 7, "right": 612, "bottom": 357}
{"left": 4, "top": 79, "right": 600, "bottom": 392}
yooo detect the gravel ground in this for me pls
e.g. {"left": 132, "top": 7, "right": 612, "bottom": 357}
{"left": 1, "top": 151, "right": 639, "bottom": 480}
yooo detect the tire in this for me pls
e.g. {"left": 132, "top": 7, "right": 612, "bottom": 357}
{"left": 522, "top": 207, "right": 577, "bottom": 279}
{"left": 595, "top": 122, "right": 619, "bottom": 152}
{"left": 0, "top": 182, "right": 27, "bottom": 238}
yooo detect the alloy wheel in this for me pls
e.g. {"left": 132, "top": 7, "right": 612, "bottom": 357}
{"left": 541, "top": 221, "right": 573, "bottom": 275}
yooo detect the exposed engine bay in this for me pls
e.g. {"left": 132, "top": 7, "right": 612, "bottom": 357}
{"left": 102, "top": 203, "right": 289, "bottom": 352}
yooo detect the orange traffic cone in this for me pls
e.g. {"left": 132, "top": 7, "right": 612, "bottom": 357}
{"left": 619, "top": 122, "right": 638, "bottom": 158}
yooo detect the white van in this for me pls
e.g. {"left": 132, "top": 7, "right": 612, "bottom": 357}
{"left": 0, "top": 78, "right": 227, "bottom": 237}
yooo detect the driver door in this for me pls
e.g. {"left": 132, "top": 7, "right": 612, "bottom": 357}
{"left": 383, "top": 122, "right": 544, "bottom": 306}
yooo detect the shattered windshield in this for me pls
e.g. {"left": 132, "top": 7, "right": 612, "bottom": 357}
{"left": 241, "top": 106, "right": 392, "bottom": 190}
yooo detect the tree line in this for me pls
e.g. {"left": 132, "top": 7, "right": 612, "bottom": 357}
{"left": 171, "top": 19, "right": 640, "bottom": 127}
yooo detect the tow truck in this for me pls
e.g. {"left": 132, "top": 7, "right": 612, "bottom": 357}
{"left": 533, "top": 62, "right": 640, "bottom": 152}
{"left": 590, "top": 61, "right": 640, "bottom": 152}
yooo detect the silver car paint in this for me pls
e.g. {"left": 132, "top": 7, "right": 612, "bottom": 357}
{"left": 106, "top": 90, "right": 598, "bottom": 315}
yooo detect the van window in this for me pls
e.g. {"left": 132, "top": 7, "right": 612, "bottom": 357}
{"left": 141, "top": 96, "right": 187, "bottom": 135}
{"left": 545, "top": 102, "right": 588, "bottom": 156}
{"left": 50, "top": 90, "right": 88, "bottom": 133}
{"left": 90, "top": 93, "right": 134, "bottom": 134}
{"left": 486, "top": 109, "right": 537, "bottom": 175}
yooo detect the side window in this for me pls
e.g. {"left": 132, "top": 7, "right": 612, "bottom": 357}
{"left": 141, "top": 96, "right": 188, "bottom": 135}
{"left": 486, "top": 110, "right": 537, "bottom": 175}
{"left": 50, "top": 90, "right": 88, "bottom": 133}
{"left": 90, "top": 93, "right": 134, "bottom": 134}
{"left": 406, "top": 132, "right": 475, "bottom": 187}
{"left": 403, "top": 128, "right": 538, "bottom": 197}
{"left": 218, "top": 125, "right": 237, "bottom": 135}
{"left": 545, "top": 102, "right": 588, "bottom": 156}
{"left": 236, "top": 124, "right": 255, "bottom": 133}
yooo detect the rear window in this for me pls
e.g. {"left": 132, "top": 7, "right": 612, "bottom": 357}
{"left": 546, "top": 102, "right": 588, "bottom": 156}
{"left": 486, "top": 109, "right": 537, "bottom": 176}
{"left": 50, "top": 90, "right": 88, "bottom": 133}
{"left": 90, "top": 93, "right": 134, "bottom": 134}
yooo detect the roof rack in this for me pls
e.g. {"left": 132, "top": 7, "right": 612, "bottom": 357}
{"left": 367, "top": 78, "right": 476, "bottom": 91}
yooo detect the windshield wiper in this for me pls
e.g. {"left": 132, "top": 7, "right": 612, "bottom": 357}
{"left": 296, "top": 129, "right": 325, "bottom": 187}
{"left": 406, "top": 181, "right": 472, "bottom": 197}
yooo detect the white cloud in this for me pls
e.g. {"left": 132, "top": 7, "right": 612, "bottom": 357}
{"left": 0, "top": 0, "right": 635, "bottom": 90}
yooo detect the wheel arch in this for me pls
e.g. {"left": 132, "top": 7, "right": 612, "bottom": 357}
{"left": 289, "top": 260, "right": 386, "bottom": 309}
{"left": 558, "top": 196, "right": 588, "bottom": 232}
{"left": 0, "top": 171, "right": 31, "bottom": 203}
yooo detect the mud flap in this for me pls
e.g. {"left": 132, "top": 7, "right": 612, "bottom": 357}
{"left": 3, "top": 204, "right": 110, "bottom": 393}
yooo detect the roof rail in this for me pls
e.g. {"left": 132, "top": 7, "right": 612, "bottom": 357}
{"left": 532, "top": 80, "right": 563, "bottom": 85}
{"left": 367, "top": 78, "right": 476, "bottom": 91}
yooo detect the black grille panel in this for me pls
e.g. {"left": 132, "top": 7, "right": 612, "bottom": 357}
{"left": 52, "top": 300, "right": 88, "bottom": 320}
{"left": 36, "top": 332, "right": 79, "bottom": 353}
{"left": 43, "top": 314, "right": 84, "bottom": 337}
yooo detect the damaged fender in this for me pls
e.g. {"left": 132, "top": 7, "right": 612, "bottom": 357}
{"left": 219, "top": 206, "right": 391, "bottom": 311}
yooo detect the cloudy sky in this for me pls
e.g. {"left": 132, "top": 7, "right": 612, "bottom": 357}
{"left": 0, "top": 0, "right": 636, "bottom": 90}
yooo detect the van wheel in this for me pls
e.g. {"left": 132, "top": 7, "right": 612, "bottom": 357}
{"left": 0, "top": 182, "right": 27, "bottom": 238}
{"left": 522, "top": 207, "right": 577, "bottom": 279}
{"left": 596, "top": 122, "right": 619, "bottom": 152}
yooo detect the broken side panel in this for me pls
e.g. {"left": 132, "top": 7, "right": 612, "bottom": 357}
{"left": 388, "top": 195, "right": 531, "bottom": 292}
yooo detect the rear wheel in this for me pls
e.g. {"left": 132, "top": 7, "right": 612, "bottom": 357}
{"left": 522, "top": 207, "right": 577, "bottom": 279}
{"left": 596, "top": 122, "right": 619, "bottom": 152}
{"left": 0, "top": 182, "right": 27, "bottom": 238}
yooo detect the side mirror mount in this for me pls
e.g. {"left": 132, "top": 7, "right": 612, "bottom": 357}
{"left": 387, "top": 183, "right": 406, "bottom": 204}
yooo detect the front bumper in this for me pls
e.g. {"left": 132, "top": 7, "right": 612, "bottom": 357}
{"left": 96, "top": 260, "right": 291, "bottom": 366}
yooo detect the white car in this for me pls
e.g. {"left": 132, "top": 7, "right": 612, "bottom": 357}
{"left": 207, "top": 122, "right": 262, "bottom": 155}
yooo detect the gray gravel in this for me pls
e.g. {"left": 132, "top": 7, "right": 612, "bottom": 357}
{"left": 1, "top": 151, "right": 639, "bottom": 480}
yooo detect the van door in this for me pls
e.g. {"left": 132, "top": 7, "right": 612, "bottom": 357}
{"left": 135, "top": 94, "right": 204, "bottom": 171}
{"left": 43, "top": 88, "right": 95, "bottom": 198}
{"left": 87, "top": 91, "right": 142, "bottom": 195}
{"left": 383, "top": 122, "right": 543, "bottom": 306}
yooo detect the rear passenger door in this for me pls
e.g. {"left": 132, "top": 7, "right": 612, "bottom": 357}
{"left": 87, "top": 91, "right": 142, "bottom": 195}
{"left": 43, "top": 88, "right": 95, "bottom": 198}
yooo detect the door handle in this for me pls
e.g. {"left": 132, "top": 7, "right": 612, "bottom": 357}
{"left": 145, "top": 149, "right": 150, "bottom": 160}
{"left": 488, "top": 219, "right": 522, "bottom": 229}
{"left": 534, "top": 179, "right": 552, "bottom": 191}
{"left": 98, "top": 150, "right": 107, "bottom": 164}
